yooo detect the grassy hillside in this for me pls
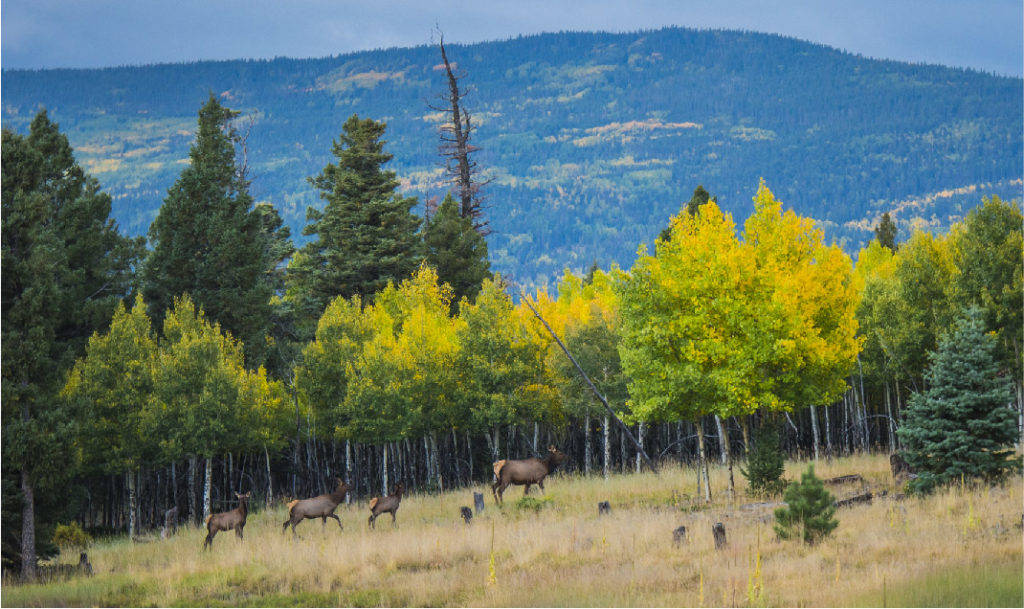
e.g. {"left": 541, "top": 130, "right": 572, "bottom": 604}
{"left": 3, "top": 28, "right": 1021, "bottom": 286}
{"left": 4, "top": 454, "right": 1021, "bottom": 607}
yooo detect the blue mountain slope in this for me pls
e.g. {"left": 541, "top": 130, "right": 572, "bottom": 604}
{"left": 3, "top": 27, "right": 1021, "bottom": 286}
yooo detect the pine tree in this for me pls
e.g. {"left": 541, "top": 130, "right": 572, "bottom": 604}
{"left": 423, "top": 193, "right": 491, "bottom": 310}
{"left": 289, "top": 114, "right": 421, "bottom": 325}
{"left": 774, "top": 465, "right": 838, "bottom": 544}
{"left": 2, "top": 110, "right": 142, "bottom": 576}
{"left": 897, "top": 307, "right": 1020, "bottom": 493}
{"left": 740, "top": 422, "right": 787, "bottom": 497}
{"left": 874, "top": 211, "right": 898, "bottom": 252}
{"left": 144, "top": 94, "right": 282, "bottom": 367}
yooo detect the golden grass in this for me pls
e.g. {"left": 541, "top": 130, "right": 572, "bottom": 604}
{"left": 4, "top": 454, "right": 1021, "bottom": 607}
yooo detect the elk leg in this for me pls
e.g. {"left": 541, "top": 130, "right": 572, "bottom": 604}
{"left": 203, "top": 532, "right": 214, "bottom": 551}
{"left": 391, "top": 511, "right": 397, "bottom": 526}
{"left": 328, "top": 514, "right": 343, "bottom": 530}
{"left": 236, "top": 525, "right": 244, "bottom": 540}
{"left": 538, "top": 479, "right": 546, "bottom": 494}
{"left": 321, "top": 516, "right": 327, "bottom": 532}
{"left": 523, "top": 483, "right": 532, "bottom": 496}
{"left": 368, "top": 514, "right": 376, "bottom": 529}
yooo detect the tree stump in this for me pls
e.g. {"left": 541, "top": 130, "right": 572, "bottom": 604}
{"left": 460, "top": 506, "right": 473, "bottom": 524}
{"left": 890, "top": 453, "right": 913, "bottom": 479}
{"left": 160, "top": 506, "right": 179, "bottom": 539}
{"left": 474, "top": 492, "right": 485, "bottom": 513}
{"left": 672, "top": 526, "right": 687, "bottom": 545}
{"left": 598, "top": 501, "right": 611, "bottom": 515}
{"left": 712, "top": 522, "right": 727, "bottom": 549}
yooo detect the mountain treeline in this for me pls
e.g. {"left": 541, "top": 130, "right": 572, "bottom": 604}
{"left": 2, "top": 28, "right": 1021, "bottom": 286}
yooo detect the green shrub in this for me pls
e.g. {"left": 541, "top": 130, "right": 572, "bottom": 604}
{"left": 52, "top": 522, "right": 92, "bottom": 554}
{"left": 515, "top": 496, "right": 553, "bottom": 512}
{"left": 740, "top": 422, "right": 787, "bottom": 497}
{"left": 774, "top": 465, "right": 838, "bottom": 544}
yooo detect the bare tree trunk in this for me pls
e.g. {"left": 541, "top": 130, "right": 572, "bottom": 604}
{"left": 264, "top": 445, "right": 273, "bottom": 508}
{"left": 344, "top": 440, "right": 352, "bottom": 504}
{"left": 714, "top": 415, "right": 728, "bottom": 465}
{"left": 466, "top": 431, "right": 474, "bottom": 483}
{"left": 635, "top": 421, "right": 645, "bottom": 473}
{"left": 533, "top": 422, "right": 540, "bottom": 455}
{"left": 739, "top": 416, "right": 751, "bottom": 458}
{"left": 188, "top": 455, "right": 198, "bottom": 526}
{"left": 584, "top": 412, "right": 592, "bottom": 477}
{"left": 382, "top": 444, "right": 389, "bottom": 497}
{"left": 431, "top": 433, "right": 442, "bottom": 490}
{"left": 695, "top": 418, "right": 712, "bottom": 503}
{"left": 20, "top": 468, "right": 37, "bottom": 578}
{"left": 603, "top": 415, "right": 610, "bottom": 480}
{"left": 809, "top": 405, "right": 820, "bottom": 462}
{"left": 128, "top": 470, "right": 138, "bottom": 539}
{"left": 824, "top": 402, "right": 833, "bottom": 460}
{"left": 203, "top": 457, "right": 212, "bottom": 523}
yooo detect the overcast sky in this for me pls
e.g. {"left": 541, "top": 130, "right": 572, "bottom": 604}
{"left": 2, "top": 0, "right": 1021, "bottom": 77}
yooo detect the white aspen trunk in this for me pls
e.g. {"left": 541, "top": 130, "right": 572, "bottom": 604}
{"left": 20, "top": 469, "right": 36, "bottom": 579}
{"left": 809, "top": 405, "right": 820, "bottom": 462}
{"left": 466, "top": 432, "right": 474, "bottom": 483}
{"left": 584, "top": 412, "right": 592, "bottom": 477}
{"left": 188, "top": 455, "right": 198, "bottom": 525}
{"left": 431, "top": 433, "right": 442, "bottom": 490}
{"left": 824, "top": 402, "right": 833, "bottom": 459}
{"left": 602, "top": 415, "right": 610, "bottom": 480}
{"left": 884, "top": 381, "right": 896, "bottom": 452}
{"left": 345, "top": 440, "right": 352, "bottom": 504}
{"left": 492, "top": 425, "right": 501, "bottom": 462}
{"left": 424, "top": 436, "right": 432, "bottom": 483}
{"left": 635, "top": 421, "right": 645, "bottom": 474}
{"left": 203, "top": 457, "right": 212, "bottom": 523}
{"left": 695, "top": 418, "right": 712, "bottom": 503}
{"left": 382, "top": 444, "right": 389, "bottom": 497}
{"left": 740, "top": 417, "right": 750, "bottom": 458}
{"left": 127, "top": 470, "right": 138, "bottom": 539}
{"left": 264, "top": 445, "right": 273, "bottom": 508}
{"left": 715, "top": 415, "right": 728, "bottom": 465}
{"left": 533, "top": 422, "right": 539, "bottom": 454}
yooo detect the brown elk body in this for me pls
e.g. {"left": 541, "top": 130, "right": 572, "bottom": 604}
{"left": 368, "top": 482, "right": 404, "bottom": 529}
{"left": 282, "top": 478, "right": 353, "bottom": 537}
{"left": 491, "top": 446, "right": 567, "bottom": 505}
{"left": 203, "top": 492, "right": 250, "bottom": 550}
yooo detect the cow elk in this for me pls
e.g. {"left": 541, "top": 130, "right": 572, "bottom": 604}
{"left": 491, "top": 446, "right": 567, "bottom": 505}
{"left": 282, "top": 478, "right": 353, "bottom": 537}
{"left": 203, "top": 492, "right": 250, "bottom": 551}
{"left": 368, "top": 482, "right": 404, "bottom": 529}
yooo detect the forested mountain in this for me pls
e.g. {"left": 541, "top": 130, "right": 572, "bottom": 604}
{"left": 3, "top": 27, "right": 1021, "bottom": 285}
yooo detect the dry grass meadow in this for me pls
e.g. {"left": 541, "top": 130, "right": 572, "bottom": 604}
{"left": 3, "top": 454, "right": 1022, "bottom": 607}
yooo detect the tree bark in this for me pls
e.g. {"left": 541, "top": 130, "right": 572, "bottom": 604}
{"left": 695, "top": 418, "right": 712, "bottom": 503}
{"left": 203, "top": 457, "right": 212, "bottom": 522}
{"left": 128, "top": 470, "right": 138, "bottom": 539}
{"left": 188, "top": 455, "right": 198, "bottom": 525}
{"left": 20, "top": 468, "right": 37, "bottom": 578}
{"left": 714, "top": 415, "right": 728, "bottom": 465}
{"left": 603, "top": 415, "right": 610, "bottom": 479}
{"left": 584, "top": 412, "right": 592, "bottom": 477}
{"left": 809, "top": 405, "right": 820, "bottom": 462}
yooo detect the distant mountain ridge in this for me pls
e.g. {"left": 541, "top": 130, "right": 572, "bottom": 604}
{"left": 3, "top": 27, "right": 1021, "bottom": 285}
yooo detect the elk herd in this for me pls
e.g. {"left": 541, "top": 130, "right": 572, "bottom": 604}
{"left": 201, "top": 446, "right": 567, "bottom": 551}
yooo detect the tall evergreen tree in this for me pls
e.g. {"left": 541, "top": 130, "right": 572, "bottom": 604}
{"left": 874, "top": 211, "right": 899, "bottom": 252}
{"left": 423, "top": 193, "right": 491, "bottom": 310}
{"left": 2, "top": 111, "right": 142, "bottom": 576}
{"left": 897, "top": 308, "right": 1020, "bottom": 493}
{"left": 659, "top": 185, "right": 717, "bottom": 241}
{"left": 144, "top": 94, "right": 281, "bottom": 367}
{"left": 289, "top": 114, "right": 421, "bottom": 323}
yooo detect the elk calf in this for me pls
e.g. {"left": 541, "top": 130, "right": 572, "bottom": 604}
{"left": 368, "top": 482, "right": 404, "bottom": 529}
{"left": 491, "top": 446, "right": 567, "bottom": 505}
{"left": 203, "top": 492, "right": 250, "bottom": 551}
{"left": 282, "top": 478, "right": 353, "bottom": 537}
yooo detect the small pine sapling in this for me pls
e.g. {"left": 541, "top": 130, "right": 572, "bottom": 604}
{"left": 774, "top": 464, "right": 838, "bottom": 544}
{"left": 740, "top": 422, "right": 787, "bottom": 497}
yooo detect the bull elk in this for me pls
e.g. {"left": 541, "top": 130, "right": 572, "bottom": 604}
{"left": 282, "top": 478, "right": 353, "bottom": 537}
{"left": 203, "top": 491, "right": 250, "bottom": 550}
{"left": 368, "top": 482, "right": 404, "bottom": 529}
{"left": 491, "top": 446, "right": 567, "bottom": 505}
